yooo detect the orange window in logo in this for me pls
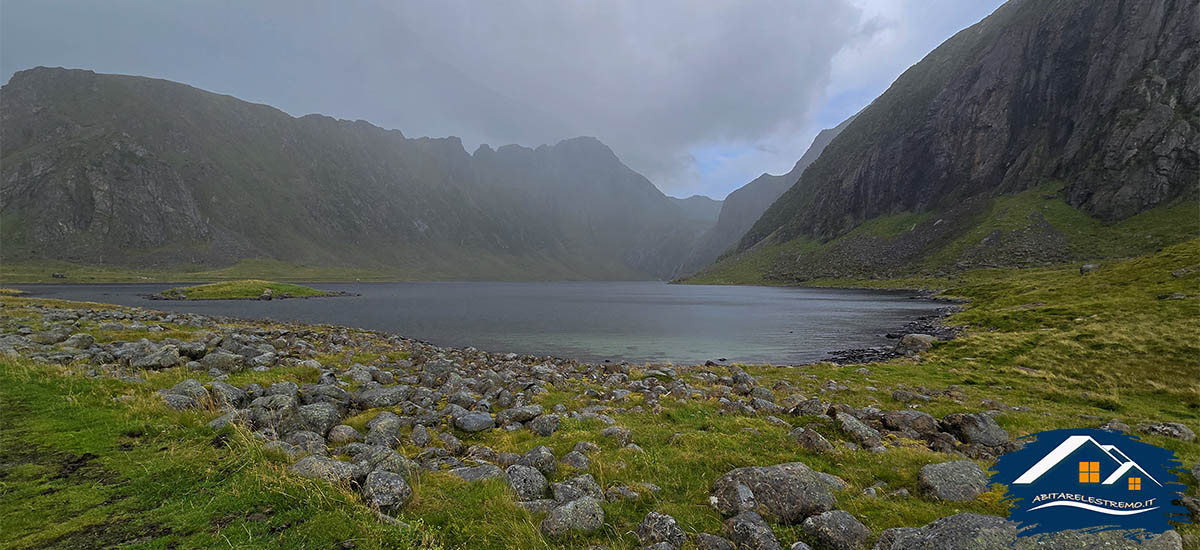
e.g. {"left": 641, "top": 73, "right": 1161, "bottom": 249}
{"left": 1128, "top": 477, "right": 1141, "bottom": 490}
{"left": 1078, "top": 461, "right": 1100, "bottom": 483}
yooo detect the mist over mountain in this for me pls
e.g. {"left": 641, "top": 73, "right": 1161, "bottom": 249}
{"left": 676, "top": 115, "right": 855, "bottom": 275}
{"left": 698, "top": 0, "right": 1199, "bottom": 282}
{"left": 1, "top": 68, "right": 714, "bottom": 280}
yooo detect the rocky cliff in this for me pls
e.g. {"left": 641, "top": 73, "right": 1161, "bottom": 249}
{"left": 717, "top": 0, "right": 1199, "bottom": 281}
{"left": 0, "top": 68, "right": 714, "bottom": 280}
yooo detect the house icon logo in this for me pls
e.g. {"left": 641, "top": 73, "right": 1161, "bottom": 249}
{"left": 991, "top": 428, "right": 1190, "bottom": 536}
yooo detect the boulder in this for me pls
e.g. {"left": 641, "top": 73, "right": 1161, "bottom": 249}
{"left": 880, "top": 513, "right": 1182, "bottom": 550}
{"left": 31, "top": 328, "right": 71, "bottom": 345}
{"left": 354, "top": 386, "right": 412, "bottom": 409}
{"left": 207, "top": 381, "right": 248, "bottom": 409}
{"left": 1137, "top": 422, "right": 1196, "bottom": 442}
{"left": 496, "top": 404, "right": 543, "bottom": 425}
{"left": 637, "top": 511, "right": 686, "bottom": 549}
{"left": 450, "top": 464, "right": 504, "bottom": 482}
{"left": 790, "top": 426, "right": 835, "bottom": 453}
{"left": 363, "top": 471, "right": 412, "bottom": 513}
{"left": 551, "top": 473, "right": 602, "bottom": 503}
{"left": 834, "top": 412, "right": 882, "bottom": 448}
{"left": 710, "top": 462, "right": 836, "bottom": 524}
{"left": 163, "top": 393, "right": 198, "bottom": 410}
{"left": 539, "top": 497, "right": 604, "bottom": 537}
{"left": 917, "top": 461, "right": 989, "bottom": 502}
{"left": 169, "top": 378, "right": 210, "bottom": 404}
{"left": 199, "top": 350, "right": 244, "bottom": 372}
{"left": 696, "top": 533, "right": 736, "bottom": 550}
{"left": 560, "top": 450, "right": 591, "bottom": 470}
{"left": 528, "top": 414, "right": 561, "bottom": 436}
{"left": 724, "top": 511, "right": 781, "bottom": 550}
{"left": 327, "top": 425, "right": 364, "bottom": 446}
{"left": 895, "top": 334, "right": 935, "bottom": 355}
{"left": 288, "top": 456, "right": 359, "bottom": 483}
{"left": 801, "top": 510, "right": 869, "bottom": 550}
{"left": 248, "top": 394, "right": 305, "bottom": 434}
{"left": 454, "top": 411, "right": 495, "bottom": 432}
{"left": 298, "top": 402, "right": 342, "bottom": 436}
{"left": 518, "top": 446, "right": 558, "bottom": 476}
{"left": 505, "top": 464, "right": 549, "bottom": 500}
{"left": 133, "top": 345, "right": 182, "bottom": 369}
{"left": 941, "top": 413, "right": 1008, "bottom": 446}
{"left": 62, "top": 333, "right": 95, "bottom": 349}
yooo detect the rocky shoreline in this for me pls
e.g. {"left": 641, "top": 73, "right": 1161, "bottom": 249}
{"left": 0, "top": 297, "right": 1193, "bottom": 549}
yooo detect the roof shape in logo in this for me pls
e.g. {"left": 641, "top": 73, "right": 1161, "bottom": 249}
{"left": 1012, "top": 435, "right": 1161, "bottom": 487}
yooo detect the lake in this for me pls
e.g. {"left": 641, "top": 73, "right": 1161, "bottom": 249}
{"left": 8, "top": 282, "right": 941, "bottom": 365}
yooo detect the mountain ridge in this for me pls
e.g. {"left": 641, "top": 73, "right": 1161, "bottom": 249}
{"left": 1, "top": 67, "right": 715, "bottom": 280}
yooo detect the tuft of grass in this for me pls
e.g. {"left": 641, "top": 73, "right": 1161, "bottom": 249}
{"left": 158, "top": 279, "right": 333, "bottom": 300}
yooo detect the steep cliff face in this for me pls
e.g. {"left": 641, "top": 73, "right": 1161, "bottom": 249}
{"left": 1, "top": 68, "right": 715, "bottom": 279}
{"left": 721, "top": 0, "right": 1199, "bottom": 281}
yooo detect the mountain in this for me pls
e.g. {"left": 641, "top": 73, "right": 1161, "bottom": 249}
{"left": 0, "top": 67, "right": 715, "bottom": 280}
{"left": 669, "top": 195, "right": 722, "bottom": 224}
{"left": 677, "top": 116, "right": 855, "bottom": 275}
{"left": 690, "top": 0, "right": 1200, "bottom": 283}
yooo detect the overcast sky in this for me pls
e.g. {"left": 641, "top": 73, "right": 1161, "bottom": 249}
{"left": 1, "top": 0, "right": 1003, "bottom": 200}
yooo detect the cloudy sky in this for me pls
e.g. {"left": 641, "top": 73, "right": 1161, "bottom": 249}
{"left": 1, "top": 0, "right": 1003, "bottom": 200}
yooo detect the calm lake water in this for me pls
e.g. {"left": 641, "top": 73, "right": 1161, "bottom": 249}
{"left": 9, "top": 282, "right": 940, "bottom": 365}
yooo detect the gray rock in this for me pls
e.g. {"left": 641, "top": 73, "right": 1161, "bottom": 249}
{"left": 941, "top": 412, "right": 1008, "bottom": 446}
{"left": 299, "top": 384, "right": 351, "bottom": 409}
{"left": 711, "top": 462, "right": 836, "bottom": 524}
{"left": 917, "top": 460, "right": 989, "bottom": 502}
{"left": 288, "top": 456, "right": 359, "bottom": 483}
{"left": 539, "top": 497, "right": 604, "bottom": 537}
{"left": 872, "top": 527, "right": 918, "bottom": 550}
{"left": 298, "top": 402, "right": 341, "bottom": 436}
{"left": 177, "top": 340, "right": 207, "bottom": 359}
{"left": 266, "top": 381, "right": 299, "bottom": 397}
{"left": 505, "top": 464, "right": 549, "bottom": 500}
{"left": 560, "top": 450, "right": 591, "bottom": 470}
{"left": 284, "top": 430, "right": 328, "bottom": 456}
{"left": 496, "top": 404, "right": 543, "bottom": 425}
{"left": 724, "top": 511, "right": 781, "bottom": 550}
{"left": 207, "top": 381, "right": 247, "bottom": 409}
{"left": 518, "top": 445, "right": 558, "bottom": 476}
{"left": 450, "top": 464, "right": 504, "bottom": 482}
{"left": 790, "top": 426, "right": 835, "bottom": 453}
{"left": 551, "top": 473, "right": 603, "bottom": 503}
{"left": 801, "top": 510, "right": 869, "bottom": 550}
{"left": 353, "top": 445, "right": 420, "bottom": 477}
{"left": 790, "top": 543, "right": 812, "bottom": 550}
{"left": 31, "top": 328, "right": 71, "bottom": 345}
{"left": 528, "top": 414, "right": 561, "bottom": 436}
{"left": 163, "top": 393, "right": 198, "bottom": 410}
{"left": 169, "top": 378, "right": 210, "bottom": 404}
{"left": 895, "top": 334, "right": 935, "bottom": 355}
{"left": 696, "top": 533, "right": 736, "bottom": 550}
{"left": 248, "top": 394, "right": 304, "bottom": 434}
{"left": 410, "top": 424, "right": 432, "bottom": 447}
{"left": 62, "top": 333, "right": 94, "bottom": 349}
{"left": 363, "top": 471, "right": 412, "bottom": 512}
{"left": 354, "top": 386, "right": 412, "bottom": 409}
{"left": 789, "top": 398, "right": 829, "bottom": 417}
{"left": 365, "top": 414, "right": 405, "bottom": 448}
{"left": 1080, "top": 263, "right": 1100, "bottom": 275}
{"left": 199, "top": 350, "right": 244, "bottom": 372}
{"left": 1137, "top": 422, "right": 1196, "bottom": 442}
{"left": 208, "top": 409, "right": 248, "bottom": 429}
{"left": 881, "top": 513, "right": 1182, "bottom": 550}
{"left": 454, "top": 411, "right": 495, "bottom": 432}
{"left": 438, "top": 431, "right": 463, "bottom": 455}
{"left": 133, "top": 345, "right": 182, "bottom": 369}
{"left": 636, "top": 511, "right": 686, "bottom": 549}
{"left": 516, "top": 499, "right": 558, "bottom": 514}
{"left": 327, "top": 425, "right": 364, "bottom": 445}
{"left": 834, "top": 412, "right": 882, "bottom": 448}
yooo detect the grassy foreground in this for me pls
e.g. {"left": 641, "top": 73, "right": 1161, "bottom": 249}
{"left": 0, "top": 240, "right": 1197, "bottom": 549}
{"left": 157, "top": 280, "right": 332, "bottom": 300}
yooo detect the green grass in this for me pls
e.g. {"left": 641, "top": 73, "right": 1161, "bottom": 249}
{"left": 157, "top": 279, "right": 332, "bottom": 300}
{"left": 1, "top": 240, "right": 1197, "bottom": 548}
{"left": 0, "top": 258, "right": 389, "bottom": 284}
{"left": 685, "top": 238, "right": 820, "bottom": 285}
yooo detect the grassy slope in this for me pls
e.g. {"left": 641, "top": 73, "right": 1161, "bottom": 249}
{"left": 688, "top": 186, "right": 1200, "bottom": 285}
{"left": 1, "top": 241, "right": 1197, "bottom": 549}
{"left": 159, "top": 280, "right": 330, "bottom": 300}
